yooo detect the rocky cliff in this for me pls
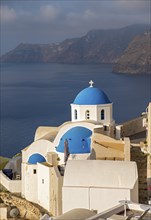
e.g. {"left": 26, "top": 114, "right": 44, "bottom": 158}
{"left": 113, "top": 33, "right": 151, "bottom": 74}
{"left": 0, "top": 192, "right": 46, "bottom": 219}
{"left": 1, "top": 24, "right": 148, "bottom": 64}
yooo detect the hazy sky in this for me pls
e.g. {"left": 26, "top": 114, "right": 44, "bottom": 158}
{"left": 0, "top": 0, "right": 150, "bottom": 54}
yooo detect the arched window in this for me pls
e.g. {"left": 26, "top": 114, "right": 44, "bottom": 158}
{"left": 85, "top": 110, "right": 90, "bottom": 119}
{"left": 74, "top": 109, "right": 77, "bottom": 120}
{"left": 101, "top": 109, "right": 105, "bottom": 120}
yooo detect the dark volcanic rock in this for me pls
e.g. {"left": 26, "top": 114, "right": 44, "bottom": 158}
{"left": 0, "top": 24, "right": 148, "bottom": 64}
{"left": 113, "top": 33, "right": 151, "bottom": 74}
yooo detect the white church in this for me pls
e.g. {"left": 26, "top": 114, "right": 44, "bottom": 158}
{"left": 1, "top": 81, "right": 141, "bottom": 217}
{"left": 22, "top": 80, "right": 116, "bottom": 166}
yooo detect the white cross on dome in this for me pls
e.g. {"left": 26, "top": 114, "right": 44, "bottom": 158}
{"left": 89, "top": 80, "right": 94, "bottom": 87}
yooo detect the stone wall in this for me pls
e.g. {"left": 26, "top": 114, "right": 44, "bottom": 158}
{"left": 147, "top": 155, "right": 151, "bottom": 198}
{"left": 50, "top": 167, "right": 63, "bottom": 216}
{"left": 121, "top": 116, "right": 146, "bottom": 138}
{"left": 131, "top": 146, "right": 148, "bottom": 204}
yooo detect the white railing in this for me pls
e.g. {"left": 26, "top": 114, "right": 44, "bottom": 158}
{"left": 0, "top": 171, "right": 21, "bottom": 193}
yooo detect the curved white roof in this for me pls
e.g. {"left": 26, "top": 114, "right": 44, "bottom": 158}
{"left": 53, "top": 208, "right": 95, "bottom": 220}
{"left": 64, "top": 160, "right": 138, "bottom": 189}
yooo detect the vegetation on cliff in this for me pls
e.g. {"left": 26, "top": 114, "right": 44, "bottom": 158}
{"left": 0, "top": 156, "right": 10, "bottom": 170}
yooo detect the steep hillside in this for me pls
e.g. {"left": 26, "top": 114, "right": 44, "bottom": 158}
{"left": 57, "top": 24, "right": 148, "bottom": 64}
{"left": 0, "top": 24, "right": 148, "bottom": 64}
{"left": 0, "top": 38, "right": 78, "bottom": 63}
{"left": 113, "top": 33, "right": 151, "bottom": 74}
{"left": 0, "top": 156, "right": 9, "bottom": 170}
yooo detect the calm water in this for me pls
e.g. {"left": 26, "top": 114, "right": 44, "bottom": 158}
{"left": 0, "top": 63, "right": 151, "bottom": 157}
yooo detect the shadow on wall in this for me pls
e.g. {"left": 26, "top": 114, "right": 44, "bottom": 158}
{"left": 89, "top": 148, "right": 96, "bottom": 160}
{"left": 147, "top": 177, "right": 151, "bottom": 200}
{"left": 131, "top": 146, "right": 147, "bottom": 204}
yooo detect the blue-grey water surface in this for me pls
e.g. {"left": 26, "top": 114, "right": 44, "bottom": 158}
{"left": 0, "top": 63, "right": 151, "bottom": 157}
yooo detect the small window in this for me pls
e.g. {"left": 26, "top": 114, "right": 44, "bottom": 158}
{"left": 33, "top": 169, "right": 36, "bottom": 174}
{"left": 74, "top": 109, "right": 77, "bottom": 120}
{"left": 42, "top": 179, "right": 44, "bottom": 184}
{"left": 101, "top": 109, "right": 105, "bottom": 120}
{"left": 86, "top": 110, "right": 90, "bottom": 119}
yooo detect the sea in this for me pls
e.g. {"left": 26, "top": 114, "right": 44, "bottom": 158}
{"left": 0, "top": 63, "right": 151, "bottom": 157}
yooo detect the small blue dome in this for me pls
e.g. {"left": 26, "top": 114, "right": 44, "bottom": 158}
{"left": 28, "top": 153, "right": 46, "bottom": 164}
{"left": 73, "top": 87, "right": 111, "bottom": 105}
{"left": 56, "top": 126, "right": 92, "bottom": 154}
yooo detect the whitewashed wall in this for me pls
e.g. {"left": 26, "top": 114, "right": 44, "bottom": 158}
{"left": 63, "top": 187, "right": 131, "bottom": 213}
{"left": 22, "top": 139, "right": 54, "bottom": 163}
{"left": 21, "top": 163, "right": 38, "bottom": 203}
{"left": 63, "top": 160, "right": 138, "bottom": 214}
{"left": 71, "top": 103, "right": 113, "bottom": 125}
{"left": 37, "top": 163, "right": 51, "bottom": 212}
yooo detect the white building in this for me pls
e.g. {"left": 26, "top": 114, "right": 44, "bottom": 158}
{"left": 21, "top": 81, "right": 127, "bottom": 215}
{"left": 71, "top": 80, "right": 114, "bottom": 126}
{"left": 1, "top": 81, "right": 139, "bottom": 216}
{"left": 54, "top": 81, "right": 115, "bottom": 163}
{"left": 63, "top": 160, "right": 138, "bottom": 214}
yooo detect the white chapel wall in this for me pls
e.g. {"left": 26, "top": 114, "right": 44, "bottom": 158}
{"left": 63, "top": 160, "right": 138, "bottom": 213}
{"left": 71, "top": 103, "right": 113, "bottom": 125}
{"left": 22, "top": 139, "right": 54, "bottom": 163}
{"left": 22, "top": 163, "right": 38, "bottom": 203}
{"left": 37, "top": 163, "right": 51, "bottom": 212}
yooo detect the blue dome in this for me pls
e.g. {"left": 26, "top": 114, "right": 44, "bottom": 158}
{"left": 56, "top": 126, "right": 92, "bottom": 154}
{"left": 28, "top": 153, "right": 46, "bottom": 164}
{"left": 73, "top": 87, "right": 111, "bottom": 105}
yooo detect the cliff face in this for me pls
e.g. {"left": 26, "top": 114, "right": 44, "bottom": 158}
{"left": 0, "top": 40, "right": 79, "bottom": 63}
{"left": 1, "top": 24, "right": 148, "bottom": 64}
{"left": 59, "top": 24, "right": 148, "bottom": 64}
{"left": 113, "top": 34, "right": 151, "bottom": 74}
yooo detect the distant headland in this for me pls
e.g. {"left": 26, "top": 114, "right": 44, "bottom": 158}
{"left": 1, "top": 24, "right": 151, "bottom": 74}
